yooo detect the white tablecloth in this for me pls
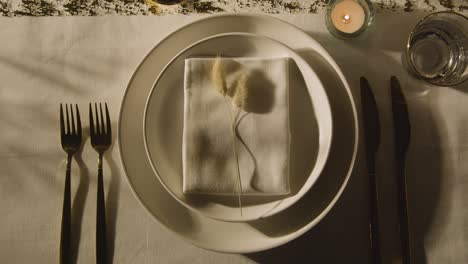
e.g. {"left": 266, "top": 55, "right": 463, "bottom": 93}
{"left": 0, "top": 12, "right": 467, "bottom": 263}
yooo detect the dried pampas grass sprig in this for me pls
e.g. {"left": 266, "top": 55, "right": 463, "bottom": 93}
{"left": 211, "top": 56, "right": 243, "bottom": 216}
{"left": 233, "top": 71, "right": 249, "bottom": 109}
{"left": 211, "top": 56, "right": 228, "bottom": 96}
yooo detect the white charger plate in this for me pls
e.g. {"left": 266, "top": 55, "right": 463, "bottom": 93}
{"left": 119, "top": 14, "right": 358, "bottom": 253}
{"left": 144, "top": 32, "right": 333, "bottom": 222}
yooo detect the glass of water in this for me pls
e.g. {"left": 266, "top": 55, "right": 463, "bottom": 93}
{"left": 406, "top": 11, "right": 468, "bottom": 86}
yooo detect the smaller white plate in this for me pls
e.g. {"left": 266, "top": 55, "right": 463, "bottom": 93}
{"left": 143, "top": 32, "right": 333, "bottom": 222}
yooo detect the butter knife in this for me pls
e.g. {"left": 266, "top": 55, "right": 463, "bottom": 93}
{"left": 360, "top": 77, "right": 382, "bottom": 264}
{"left": 390, "top": 76, "right": 412, "bottom": 264}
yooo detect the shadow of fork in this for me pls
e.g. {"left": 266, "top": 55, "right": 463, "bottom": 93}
{"left": 70, "top": 138, "right": 90, "bottom": 264}
{"left": 105, "top": 121, "right": 121, "bottom": 264}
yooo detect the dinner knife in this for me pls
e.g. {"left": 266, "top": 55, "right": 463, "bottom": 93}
{"left": 390, "top": 76, "right": 412, "bottom": 264}
{"left": 360, "top": 77, "right": 382, "bottom": 264}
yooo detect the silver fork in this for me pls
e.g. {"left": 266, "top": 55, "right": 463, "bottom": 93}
{"left": 89, "top": 102, "right": 111, "bottom": 264}
{"left": 60, "top": 104, "right": 82, "bottom": 264}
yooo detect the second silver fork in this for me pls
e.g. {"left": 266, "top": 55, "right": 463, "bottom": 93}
{"left": 89, "top": 103, "right": 112, "bottom": 264}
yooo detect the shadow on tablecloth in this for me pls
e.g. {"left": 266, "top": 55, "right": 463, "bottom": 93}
{"left": 246, "top": 10, "right": 448, "bottom": 264}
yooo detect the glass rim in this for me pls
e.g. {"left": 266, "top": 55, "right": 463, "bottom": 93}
{"left": 406, "top": 11, "right": 468, "bottom": 86}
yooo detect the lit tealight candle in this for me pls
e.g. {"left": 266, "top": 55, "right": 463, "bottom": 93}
{"left": 331, "top": 0, "right": 366, "bottom": 34}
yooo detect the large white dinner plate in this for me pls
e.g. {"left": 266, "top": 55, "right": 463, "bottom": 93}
{"left": 144, "top": 32, "right": 333, "bottom": 222}
{"left": 119, "top": 14, "right": 358, "bottom": 253}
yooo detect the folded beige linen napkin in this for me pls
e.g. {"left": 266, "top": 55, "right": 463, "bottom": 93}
{"left": 182, "top": 57, "right": 290, "bottom": 195}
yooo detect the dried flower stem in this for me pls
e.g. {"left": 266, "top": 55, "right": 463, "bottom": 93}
{"left": 234, "top": 111, "right": 259, "bottom": 191}
{"left": 212, "top": 56, "right": 246, "bottom": 216}
{"left": 222, "top": 98, "right": 243, "bottom": 216}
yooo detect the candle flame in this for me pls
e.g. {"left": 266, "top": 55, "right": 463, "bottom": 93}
{"left": 342, "top": 14, "right": 351, "bottom": 24}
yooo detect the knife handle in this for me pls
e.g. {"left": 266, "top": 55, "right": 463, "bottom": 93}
{"left": 396, "top": 157, "right": 411, "bottom": 264}
{"left": 367, "top": 158, "right": 381, "bottom": 264}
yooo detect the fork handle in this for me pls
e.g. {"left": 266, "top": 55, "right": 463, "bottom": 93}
{"left": 96, "top": 154, "right": 107, "bottom": 264}
{"left": 60, "top": 154, "right": 72, "bottom": 264}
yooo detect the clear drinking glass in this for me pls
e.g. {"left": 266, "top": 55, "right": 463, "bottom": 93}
{"left": 406, "top": 11, "right": 468, "bottom": 86}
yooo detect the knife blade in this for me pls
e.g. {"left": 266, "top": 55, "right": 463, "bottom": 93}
{"left": 360, "top": 77, "right": 381, "bottom": 264}
{"left": 390, "top": 76, "right": 412, "bottom": 264}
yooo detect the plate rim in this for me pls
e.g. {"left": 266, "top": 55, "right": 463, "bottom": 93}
{"left": 118, "top": 13, "right": 359, "bottom": 253}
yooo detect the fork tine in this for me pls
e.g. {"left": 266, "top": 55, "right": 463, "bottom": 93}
{"left": 60, "top": 103, "right": 65, "bottom": 137}
{"left": 76, "top": 104, "right": 82, "bottom": 137}
{"left": 99, "top": 103, "right": 105, "bottom": 134}
{"left": 89, "top": 103, "right": 95, "bottom": 136}
{"left": 66, "top": 104, "right": 71, "bottom": 135}
{"left": 70, "top": 105, "right": 76, "bottom": 135}
{"left": 105, "top": 103, "right": 111, "bottom": 137}
{"left": 95, "top": 103, "right": 100, "bottom": 135}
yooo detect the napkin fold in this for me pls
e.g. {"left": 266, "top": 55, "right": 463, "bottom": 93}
{"left": 182, "top": 57, "right": 290, "bottom": 195}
